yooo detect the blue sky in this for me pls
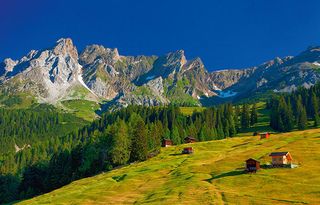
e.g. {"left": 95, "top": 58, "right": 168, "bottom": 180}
{"left": 1, "top": 0, "right": 320, "bottom": 71}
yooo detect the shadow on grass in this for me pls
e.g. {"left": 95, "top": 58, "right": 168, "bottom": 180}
{"left": 169, "top": 153, "right": 183, "bottom": 156}
{"left": 205, "top": 170, "right": 245, "bottom": 183}
{"left": 112, "top": 174, "right": 127, "bottom": 182}
{"left": 232, "top": 142, "right": 249, "bottom": 148}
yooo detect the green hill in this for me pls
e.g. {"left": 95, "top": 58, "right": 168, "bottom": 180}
{"left": 17, "top": 129, "right": 320, "bottom": 205}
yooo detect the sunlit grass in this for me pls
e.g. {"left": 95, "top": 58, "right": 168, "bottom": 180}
{"left": 18, "top": 128, "right": 320, "bottom": 205}
{"left": 60, "top": 99, "right": 99, "bottom": 121}
{"left": 179, "top": 107, "right": 206, "bottom": 116}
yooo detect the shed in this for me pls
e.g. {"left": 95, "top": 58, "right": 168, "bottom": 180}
{"left": 245, "top": 158, "right": 260, "bottom": 173}
{"left": 184, "top": 136, "right": 197, "bottom": 143}
{"left": 182, "top": 147, "right": 194, "bottom": 154}
{"left": 162, "top": 139, "right": 173, "bottom": 147}
{"left": 269, "top": 152, "right": 292, "bottom": 166}
{"left": 260, "top": 132, "right": 270, "bottom": 139}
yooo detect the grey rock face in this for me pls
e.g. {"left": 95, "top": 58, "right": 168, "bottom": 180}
{"left": 0, "top": 38, "right": 97, "bottom": 103}
{"left": 146, "top": 77, "right": 164, "bottom": 95}
{"left": 3, "top": 58, "right": 18, "bottom": 72}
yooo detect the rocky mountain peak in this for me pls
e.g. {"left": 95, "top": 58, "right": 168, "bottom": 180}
{"left": 166, "top": 50, "right": 187, "bottom": 68}
{"left": 3, "top": 58, "right": 18, "bottom": 72}
{"left": 186, "top": 57, "right": 204, "bottom": 68}
{"left": 80, "top": 45, "right": 120, "bottom": 65}
{"left": 53, "top": 38, "right": 78, "bottom": 60}
{"left": 1, "top": 38, "right": 320, "bottom": 108}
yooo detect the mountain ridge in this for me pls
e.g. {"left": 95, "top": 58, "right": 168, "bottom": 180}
{"left": 1, "top": 38, "right": 320, "bottom": 109}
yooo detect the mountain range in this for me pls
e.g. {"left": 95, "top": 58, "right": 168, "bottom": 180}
{"left": 1, "top": 38, "right": 320, "bottom": 110}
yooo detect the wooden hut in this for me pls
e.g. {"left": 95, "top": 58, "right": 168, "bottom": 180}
{"left": 260, "top": 132, "right": 270, "bottom": 139}
{"left": 162, "top": 139, "right": 173, "bottom": 147}
{"left": 184, "top": 136, "right": 197, "bottom": 143}
{"left": 269, "top": 152, "right": 292, "bottom": 166}
{"left": 182, "top": 147, "right": 194, "bottom": 154}
{"left": 245, "top": 158, "right": 260, "bottom": 173}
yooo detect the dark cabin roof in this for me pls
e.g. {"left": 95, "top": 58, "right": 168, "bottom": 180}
{"left": 269, "top": 152, "right": 289, "bottom": 156}
{"left": 246, "top": 158, "right": 260, "bottom": 162}
{"left": 185, "top": 136, "right": 196, "bottom": 140}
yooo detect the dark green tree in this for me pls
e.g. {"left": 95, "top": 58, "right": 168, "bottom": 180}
{"left": 297, "top": 97, "right": 308, "bottom": 130}
{"left": 241, "top": 104, "right": 250, "bottom": 129}
{"left": 108, "top": 119, "right": 130, "bottom": 166}
{"left": 250, "top": 103, "right": 258, "bottom": 126}
{"left": 130, "top": 117, "right": 148, "bottom": 162}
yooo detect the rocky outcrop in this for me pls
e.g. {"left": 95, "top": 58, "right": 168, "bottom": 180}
{"left": 209, "top": 68, "right": 255, "bottom": 90}
{"left": 0, "top": 38, "right": 97, "bottom": 103}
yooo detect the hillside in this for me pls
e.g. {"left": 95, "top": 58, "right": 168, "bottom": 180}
{"left": 17, "top": 129, "right": 320, "bottom": 205}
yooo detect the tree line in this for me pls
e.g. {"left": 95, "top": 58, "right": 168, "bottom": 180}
{"left": 268, "top": 83, "right": 320, "bottom": 132}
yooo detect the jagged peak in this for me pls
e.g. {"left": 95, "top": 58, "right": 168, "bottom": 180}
{"left": 306, "top": 45, "right": 320, "bottom": 52}
{"left": 3, "top": 58, "right": 18, "bottom": 72}
{"left": 184, "top": 57, "right": 204, "bottom": 69}
{"left": 165, "top": 49, "right": 187, "bottom": 67}
{"left": 53, "top": 38, "right": 78, "bottom": 59}
{"left": 273, "top": 57, "right": 283, "bottom": 64}
{"left": 80, "top": 44, "right": 120, "bottom": 64}
{"left": 261, "top": 56, "right": 287, "bottom": 68}
{"left": 191, "top": 57, "right": 203, "bottom": 65}
{"left": 167, "top": 49, "right": 185, "bottom": 58}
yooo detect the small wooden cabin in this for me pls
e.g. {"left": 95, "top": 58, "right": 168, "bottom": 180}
{"left": 269, "top": 152, "right": 292, "bottom": 166}
{"left": 182, "top": 147, "right": 194, "bottom": 154}
{"left": 245, "top": 158, "right": 260, "bottom": 173}
{"left": 162, "top": 139, "right": 173, "bottom": 147}
{"left": 184, "top": 136, "right": 197, "bottom": 143}
{"left": 260, "top": 132, "right": 270, "bottom": 139}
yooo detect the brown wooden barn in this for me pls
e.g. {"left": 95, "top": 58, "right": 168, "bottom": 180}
{"left": 245, "top": 158, "right": 260, "bottom": 173}
{"left": 184, "top": 136, "right": 197, "bottom": 143}
{"left": 260, "top": 132, "right": 270, "bottom": 139}
{"left": 269, "top": 152, "right": 292, "bottom": 166}
{"left": 162, "top": 139, "right": 173, "bottom": 147}
{"left": 182, "top": 147, "right": 194, "bottom": 154}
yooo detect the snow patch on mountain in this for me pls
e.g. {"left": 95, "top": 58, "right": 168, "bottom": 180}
{"left": 146, "top": 75, "right": 155, "bottom": 80}
{"left": 218, "top": 90, "right": 237, "bottom": 98}
{"left": 212, "top": 84, "right": 221, "bottom": 91}
{"left": 77, "top": 65, "right": 98, "bottom": 97}
{"left": 313, "top": 62, "right": 320, "bottom": 66}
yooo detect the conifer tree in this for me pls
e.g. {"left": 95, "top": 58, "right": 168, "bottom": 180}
{"left": 250, "top": 103, "right": 258, "bottom": 126}
{"left": 241, "top": 104, "right": 250, "bottom": 129}
{"left": 234, "top": 105, "right": 240, "bottom": 132}
{"left": 311, "top": 92, "right": 320, "bottom": 126}
{"left": 285, "top": 98, "right": 294, "bottom": 131}
{"left": 171, "top": 126, "right": 181, "bottom": 144}
{"left": 108, "top": 120, "right": 130, "bottom": 166}
{"left": 130, "top": 118, "right": 148, "bottom": 162}
{"left": 297, "top": 98, "right": 308, "bottom": 130}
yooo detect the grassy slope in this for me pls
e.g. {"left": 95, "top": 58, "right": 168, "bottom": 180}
{"left": 60, "top": 100, "right": 100, "bottom": 122}
{"left": 179, "top": 107, "right": 206, "bottom": 116}
{"left": 18, "top": 129, "right": 320, "bottom": 205}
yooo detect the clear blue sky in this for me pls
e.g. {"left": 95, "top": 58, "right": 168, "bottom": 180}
{"left": 1, "top": 0, "right": 320, "bottom": 71}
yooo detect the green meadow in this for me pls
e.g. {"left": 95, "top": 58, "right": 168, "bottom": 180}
{"left": 17, "top": 128, "right": 320, "bottom": 205}
{"left": 60, "top": 99, "right": 100, "bottom": 121}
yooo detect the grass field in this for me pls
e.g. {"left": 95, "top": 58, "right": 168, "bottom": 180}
{"left": 179, "top": 107, "right": 206, "bottom": 116}
{"left": 60, "top": 99, "right": 100, "bottom": 121}
{"left": 17, "top": 128, "right": 320, "bottom": 205}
